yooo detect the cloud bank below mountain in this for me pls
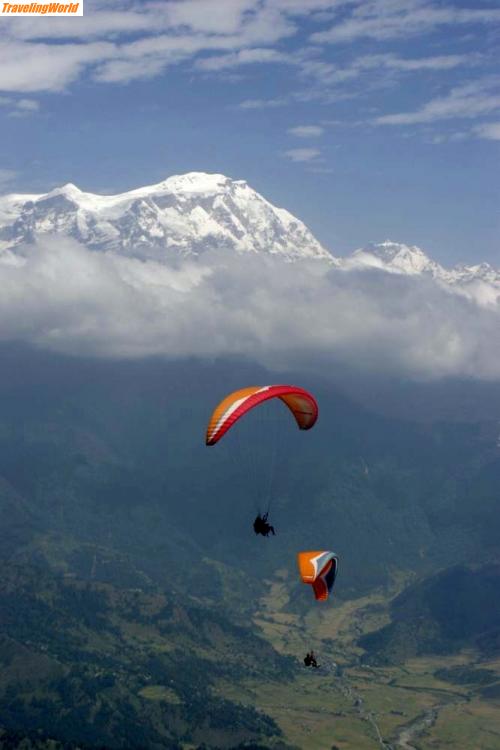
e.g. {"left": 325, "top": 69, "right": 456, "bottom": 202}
{"left": 1, "top": 236, "right": 499, "bottom": 381}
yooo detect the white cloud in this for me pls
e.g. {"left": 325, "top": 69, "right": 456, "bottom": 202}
{"left": 3, "top": 9, "right": 160, "bottom": 40}
{"left": 288, "top": 125, "right": 324, "bottom": 137}
{"left": 267, "top": 0, "right": 350, "bottom": 13}
{"left": 94, "top": 55, "right": 172, "bottom": 84}
{"left": 0, "top": 95, "right": 39, "bottom": 117}
{"left": 0, "top": 40, "right": 116, "bottom": 92}
{"left": 0, "top": 0, "right": 495, "bottom": 98}
{"left": 195, "top": 48, "right": 291, "bottom": 72}
{"left": 375, "top": 78, "right": 500, "bottom": 125}
{"left": 239, "top": 97, "right": 289, "bottom": 109}
{"left": 1, "top": 238, "right": 500, "bottom": 381}
{"left": 3, "top": 0, "right": 259, "bottom": 40}
{"left": 311, "top": 0, "right": 500, "bottom": 44}
{"left": 0, "top": 0, "right": 297, "bottom": 91}
{"left": 426, "top": 131, "right": 468, "bottom": 145}
{"left": 358, "top": 52, "right": 473, "bottom": 73}
{"left": 16, "top": 98, "right": 39, "bottom": 111}
{"left": 283, "top": 147, "right": 321, "bottom": 161}
{"left": 297, "top": 51, "right": 474, "bottom": 91}
{"left": 163, "top": 0, "right": 259, "bottom": 35}
{"left": 474, "top": 121, "right": 500, "bottom": 140}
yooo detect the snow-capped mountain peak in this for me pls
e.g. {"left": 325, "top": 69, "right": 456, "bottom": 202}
{"left": 50, "top": 182, "right": 82, "bottom": 196}
{"left": 342, "top": 240, "right": 500, "bottom": 307}
{"left": 348, "top": 241, "right": 440, "bottom": 275}
{"left": 0, "top": 172, "right": 332, "bottom": 262}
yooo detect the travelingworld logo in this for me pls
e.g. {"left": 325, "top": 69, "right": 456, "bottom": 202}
{"left": 1, "top": 1, "right": 83, "bottom": 14}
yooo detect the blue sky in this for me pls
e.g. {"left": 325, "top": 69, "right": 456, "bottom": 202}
{"left": 0, "top": 0, "right": 498, "bottom": 265}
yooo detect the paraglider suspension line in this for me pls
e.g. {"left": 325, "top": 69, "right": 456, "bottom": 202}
{"left": 264, "top": 416, "right": 279, "bottom": 515}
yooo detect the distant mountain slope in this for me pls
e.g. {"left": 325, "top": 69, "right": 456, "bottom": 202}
{"left": 0, "top": 562, "right": 289, "bottom": 749}
{"left": 359, "top": 564, "right": 500, "bottom": 664}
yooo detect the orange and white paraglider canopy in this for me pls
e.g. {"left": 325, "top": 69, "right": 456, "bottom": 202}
{"left": 297, "top": 550, "right": 338, "bottom": 601}
{"left": 205, "top": 385, "right": 318, "bottom": 446}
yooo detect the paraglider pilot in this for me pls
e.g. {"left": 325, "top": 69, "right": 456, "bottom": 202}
{"left": 304, "top": 650, "right": 319, "bottom": 668}
{"left": 253, "top": 512, "right": 275, "bottom": 537}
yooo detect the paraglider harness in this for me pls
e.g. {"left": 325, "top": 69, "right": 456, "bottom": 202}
{"left": 253, "top": 512, "right": 275, "bottom": 537}
{"left": 304, "top": 651, "right": 319, "bottom": 668}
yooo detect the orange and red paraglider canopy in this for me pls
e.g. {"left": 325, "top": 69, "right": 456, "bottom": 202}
{"left": 297, "top": 550, "right": 338, "bottom": 601}
{"left": 205, "top": 385, "right": 318, "bottom": 446}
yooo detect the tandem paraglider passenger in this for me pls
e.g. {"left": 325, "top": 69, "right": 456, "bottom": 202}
{"left": 253, "top": 512, "right": 275, "bottom": 537}
{"left": 304, "top": 651, "right": 319, "bottom": 668}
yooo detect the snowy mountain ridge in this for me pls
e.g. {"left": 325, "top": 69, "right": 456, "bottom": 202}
{"left": 0, "top": 172, "right": 498, "bottom": 306}
{"left": 344, "top": 240, "right": 498, "bottom": 281}
{"left": 0, "top": 172, "right": 331, "bottom": 262}
{"left": 342, "top": 240, "right": 500, "bottom": 306}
